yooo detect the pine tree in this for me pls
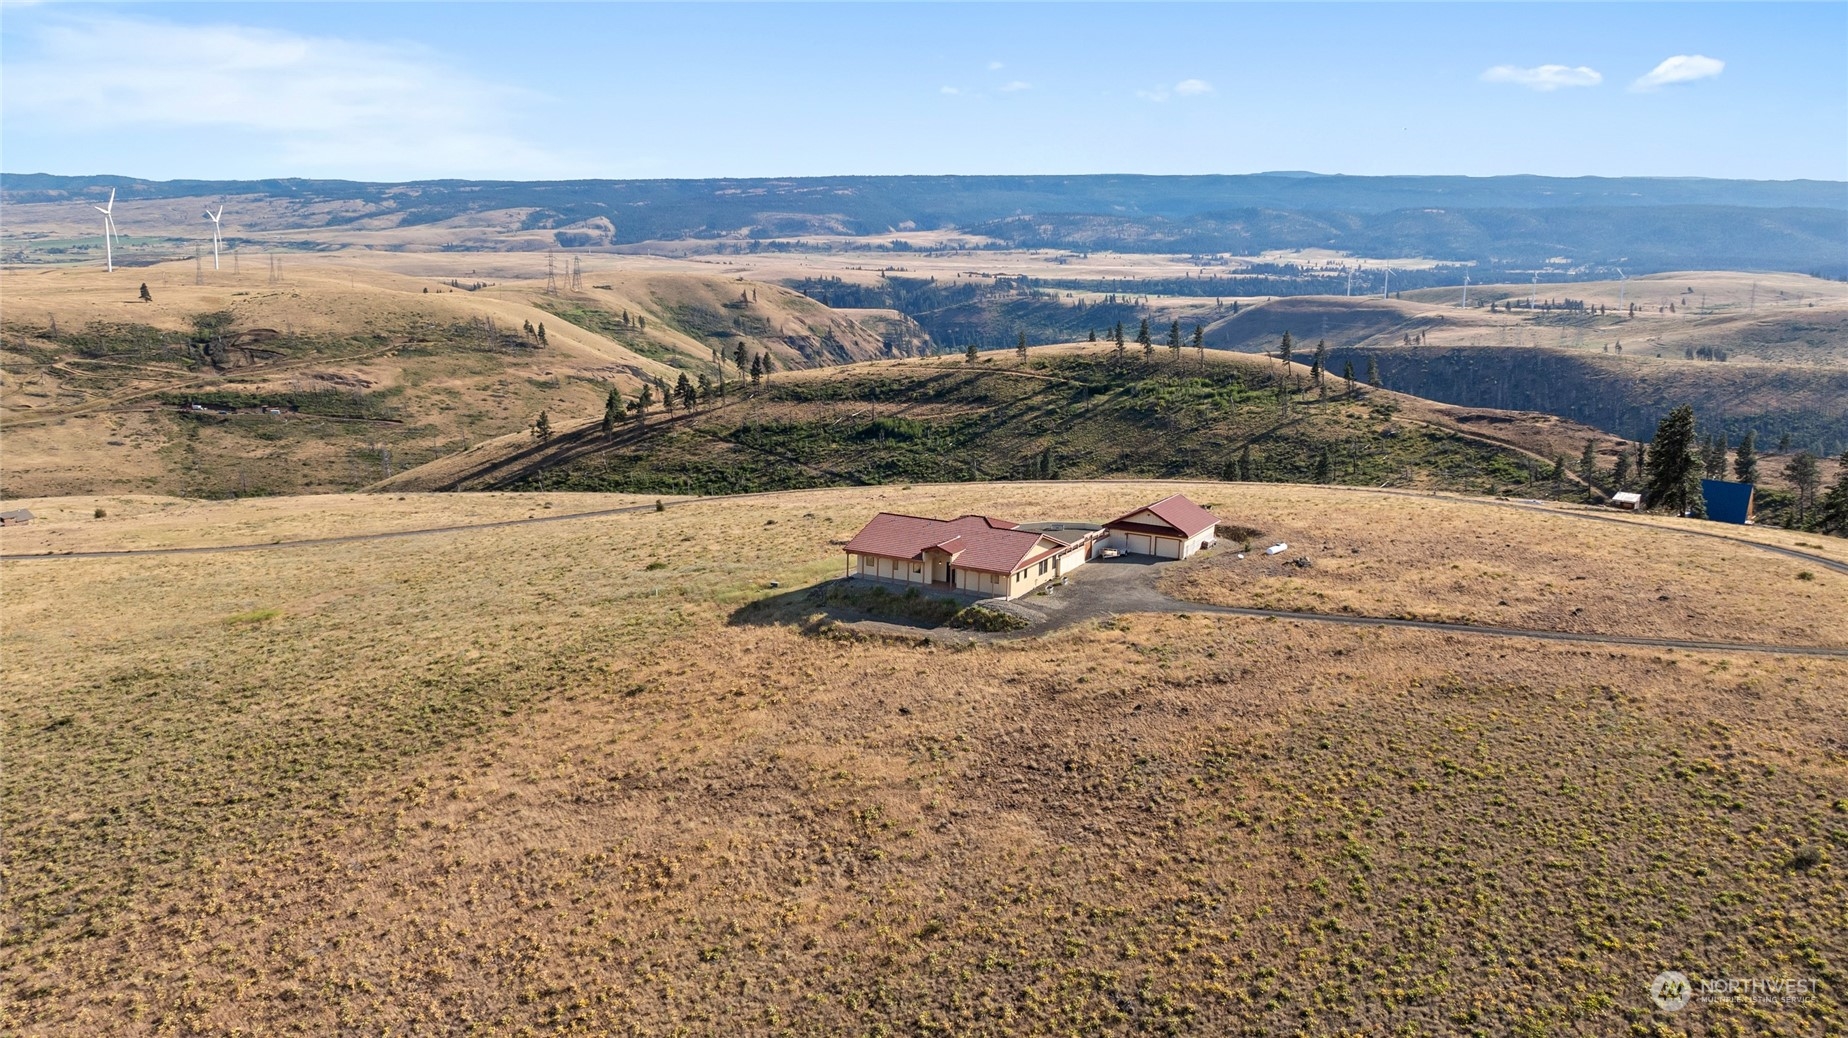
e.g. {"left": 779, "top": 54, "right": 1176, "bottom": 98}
{"left": 532, "top": 410, "right": 552, "bottom": 443}
{"left": 1818, "top": 466, "right": 1848, "bottom": 535}
{"left": 1342, "top": 360, "right": 1356, "bottom": 393}
{"left": 1192, "top": 324, "right": 1205, "bottom": 365}
{"left": 1579, "top": 438, "right": 1599, "bottom": 485}
{"left": 1137, "top": 318, "right": 1153, "bottom": 358}
{"left": 1313, "top": 450, "right": 1331, "bottom": 484}
{"left": 1167, "top": 320, "right": 1182, "bottom": 361}
{"left": 1113, "top": 322, "right": 1126, "bottom": 362}
{"left": 1310, "top": 340, "right": 1326, "bottom": 386}
{"left": 1701, "top": 433, "right": 1728, "bottom": 479}
{"left": 696, "top": 373, "right": 714, "bottom": 403}
{"left": 750, "top": 353, "right": 764, "bottom": 386}
{"left": 1016, "top": 331, "right": 1028, "bottom": 358}
{"left": 760, "top": 352, "right": 774, "bottom": 376}
{"left": 1089, "top": 329, "right": 1097, "bottom": 343}
{"left": 675, "top": 373, "right": 696, "bottom": 410}
{"left": 633, "top": 384, "right": 652, "bottom": 424}
{"left": 1278, "top": 331, "right": 1294, "bottom": 371}
{"left": 1365, "top": 355, "right": 1381, "bottom": 388}
{"left": 966, "top": 341, "right": 979, "bottom": 364}
{"left": 1785, "top": 452, "right": 1822, "bottom": 524}
{"left": 1733, "top": 429, "right": 1758, "bottom": 484}
{"left": 1238, "top": 444, "right": 1254, "bottom": 481}
{"left": 536, "top": 322, "right": 547, "bottom": 344}
{"left": 1643, "top": 405, "right": 1702, "bottom": 515}
{"left": 602, "top": 387, "right": 621, "bottom": 434}
{"left": 1550, "top": 455, "right": 1568, "bottom": 483}
{"left": 1612, "top": 449, "right": 1632, "bottom": 488}
{"left": 733, "top": 342, "right": 748, "bottom": 376}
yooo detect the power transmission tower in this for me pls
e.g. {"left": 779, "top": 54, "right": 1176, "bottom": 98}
{"left": 194, "top": 247, "right": 203, "bottom": 285}
{"left": 544, "top": 251, "right": 559, "bottom": 295}
{"left": 570, "top": 256, "right": 583, "bottom": 292}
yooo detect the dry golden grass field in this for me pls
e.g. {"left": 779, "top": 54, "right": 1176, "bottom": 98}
{"left": 0, "top": 257, "right": 897, "bottom": 499}
{"left": 3, "top": 482, "right": 1844, "bottom": 1037}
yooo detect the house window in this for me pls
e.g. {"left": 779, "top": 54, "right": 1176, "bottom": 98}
{"left": 1038, "top": 560, "right": 1049, "bottom": 575}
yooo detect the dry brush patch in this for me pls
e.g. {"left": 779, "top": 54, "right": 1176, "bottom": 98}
{"left": 3, "top": 484, "right": 1845, "bottom": 1037}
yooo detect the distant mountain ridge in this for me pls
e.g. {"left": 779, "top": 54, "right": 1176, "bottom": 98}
{"left": 5, "top": 172, "right": 1844, "bottom": 273}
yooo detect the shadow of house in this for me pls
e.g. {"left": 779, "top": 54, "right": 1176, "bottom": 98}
{"left": 729, "top": 578, "right": 973, "bottom": 633}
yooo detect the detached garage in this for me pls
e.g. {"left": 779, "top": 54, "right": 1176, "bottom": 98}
{"left": 1103, "top": 494, "right": 1221, "bottom": 559}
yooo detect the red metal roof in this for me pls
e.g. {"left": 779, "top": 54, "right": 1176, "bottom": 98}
{"left": 844, "top": 512, "right": 1073, "bottom": 575}
{"left": 1103, "top": 494, "right": 1220, "bottom": 538}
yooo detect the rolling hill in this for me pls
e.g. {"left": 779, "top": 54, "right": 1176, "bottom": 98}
{"left": 380, "top": 345, "right": 1618, "bottom": 503}
{"left": 0, "top": 260, "right": 908, "bottom": 498}
{"left": 3, "top": 481, "right": 1843, "bottom": 1035}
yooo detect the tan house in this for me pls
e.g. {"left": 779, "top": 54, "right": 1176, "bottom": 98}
{"left": 1102, "top": 494, "right": 1220, "bottom": 559}
{"left": 843, "top": 512, "right": 1101, "bottom": 600}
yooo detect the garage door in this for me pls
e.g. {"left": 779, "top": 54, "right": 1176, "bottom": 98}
{"left": 1155, "top": 537, "right": 1182, "bottom": 559}
{"left": 1126, "top": 533, "right": 1153, "bottom": 555}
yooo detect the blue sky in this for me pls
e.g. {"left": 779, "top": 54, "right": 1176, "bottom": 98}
{"left": 3, "top": 2, "right": 1844, "bottom": 182}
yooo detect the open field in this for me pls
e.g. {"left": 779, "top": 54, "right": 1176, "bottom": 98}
{"left": 0, "top": 491, "right": 673, "bottom": 554}
{"left": 3, "top": 482, "right": 1844, "bottom": 1035}
{"left": 1157, "top": 486, "right": 1848, "bottom": 646}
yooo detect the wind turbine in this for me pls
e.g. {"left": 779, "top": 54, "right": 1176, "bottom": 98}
{"left": 1615, "top": 267, "right": 1626, "bottom": 308}
{"left": 204, "top": 205, "right": 224, "bottom": 270}
{"left": 1381, "top": 268, "right": 1393, "bottom": 299}
{"left": 94, "top": 189, "right": 121, "bottom": 273}
{"left": 1460, "top": 275, "right": 1470, "bottom": 308}
{"left": 1529, "top": 273, "right": 1539, "bottom": 311}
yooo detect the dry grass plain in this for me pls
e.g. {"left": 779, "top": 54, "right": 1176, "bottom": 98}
{"left": 3, "top": 482, "right": 1845, "bottom": 1037}
{"left": 1159, "top": 488, "right": 1848, "bottom": 647}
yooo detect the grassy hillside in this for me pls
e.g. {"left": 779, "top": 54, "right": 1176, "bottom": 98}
{"left": 386, "top": 345, "right": 1608, "bottom": 500}
{"left": 0, "top": 261, "right": 898, "bottom": 498}
{"left": 3, "top": 483, "right": 1843, "bottom": 1035}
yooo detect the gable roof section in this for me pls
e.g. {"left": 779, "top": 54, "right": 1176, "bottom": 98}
{"left": 844, "top": 512, "right": 1067, "bottom": 575}
{"left": 1103, "top": 494, "right": 1219, "bottom": 538}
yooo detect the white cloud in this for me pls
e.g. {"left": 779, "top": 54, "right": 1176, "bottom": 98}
{"left": 0, "top": 13, "right": 565, "bottom": 179}
{"left": 940, "top": 85, "right": 962, "bottom": 95}
{"left": 1000, "top": 80, "right": 1031, "bottom": 93}
{"left": 1633, "top": 54, "right": 1724, "bottom": 91}
{"left": 1480, "top": 64, "right": 1603, "bottom": 91}
{"left": 987, "top": 60, "right": 1005, "bottom": 71}
{"left": 1138, "top": 79, "right": 1214, "bottom": 103}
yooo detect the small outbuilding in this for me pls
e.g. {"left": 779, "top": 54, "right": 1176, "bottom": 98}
{"left": 0, "top": 508, "right": 35, "bottom": 526}
{"left": 1700, "top": 479, "right": 1756, "bottom": 525}
{"left": 1102, "top": 494, "right": 1220, "bottom": 559}
{"left": 1610, "top": 492, "right": 1643, "bottom": 511}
